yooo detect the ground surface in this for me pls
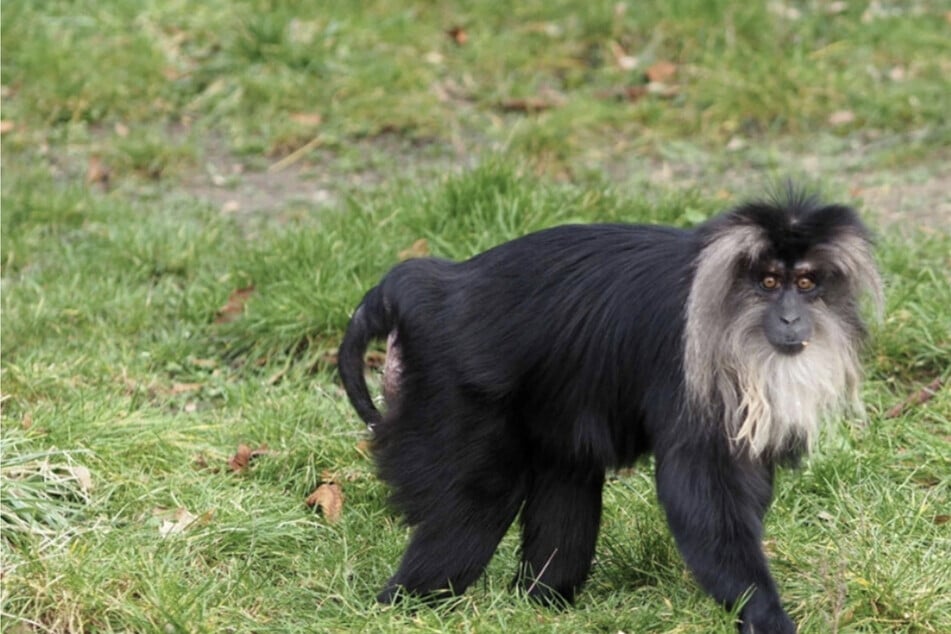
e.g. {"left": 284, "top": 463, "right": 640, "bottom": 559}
{"left": 2, "top": 2, "right": 949, "bottom": 633}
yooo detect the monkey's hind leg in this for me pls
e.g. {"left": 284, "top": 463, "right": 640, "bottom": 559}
{"left": 375, "top": 408, "right": 527, "bottom": 603}
{"left": 516, "top": 464, "right": 605, "bottom": 605}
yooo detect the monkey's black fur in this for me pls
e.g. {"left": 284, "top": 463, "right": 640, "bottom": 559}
{"left": 338, "top": 191, "right": 877, "bottom": 634}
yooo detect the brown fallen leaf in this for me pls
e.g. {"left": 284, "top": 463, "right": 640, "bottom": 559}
{"left": 86, "top": 156, "right": 111, "bottom": 189}
{"left": 306, "top": 482, "right": 344, "bottom": 523}
{"left": 446, "top": 26, "right": 468, "bottom": 46}
{"left": 228, "top": 443, "right": 270, "bottom": 473}
{"left": 398, "top": 238, "right": 430, "bottom": 261}
{"left": 157, "top": 507, "right": 213, "bottom": 538}
{"left": 827, "top": 110, "right": 856, "bottom": 126}
{"left": 171, "top": 382, "right": 203, "bottom": 394}
{"left": 607, "top": 40, "right": 638, "bottom": 70}
{"left": 66, "top": 465, "right": 93, "bottom": 494}
{"left": 21, "top": 411, "right": 32, "bottom": 430}
{"left": 498, "top": 97, "right": 558, "bottom": 113}
{"left": 596, "top": 85, "right": 648, "bottom": 103}
{"left": 365, "top": 350, "right": 387, "bottom": 369}
{"left": 646, "top": 82, "right": 680, "bottom": 98}
{"left": 290, "top": 112, "right": 323, "bottom": 127}
{"left": 935, "top": 514, "right": 950, "bottom": 525}
{"left": 159, "top": 509, "right": 195, "bottom": 537}
{"left": 215, "top": 285, "right": 255, "bottom": 324}
{"left": 355, "top": 439, "right": 371, "bottom": 455}
{"left": 0, "top": 120, "right": 15, "bottom": 134}
{"left": 645, "top": 60, "right": 677, "bottom": 83}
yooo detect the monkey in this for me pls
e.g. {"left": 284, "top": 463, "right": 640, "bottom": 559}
{"left": 337, "top": 186, "right": 882, "bottom": 633}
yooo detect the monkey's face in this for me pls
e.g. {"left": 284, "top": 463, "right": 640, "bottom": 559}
{"left": 754, "top": 261, "right": 821, "bottom": 355}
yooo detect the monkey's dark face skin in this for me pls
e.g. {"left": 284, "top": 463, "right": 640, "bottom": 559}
{"left": 754, "top": 261, "right": 820, "bottom": 354}
{"left": 337, "top": 186, "right": 882, "bottom": 634}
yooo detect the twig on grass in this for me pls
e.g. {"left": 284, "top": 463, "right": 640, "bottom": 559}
{"left": 885, "top": 377, "right": 944, "bottom": 418}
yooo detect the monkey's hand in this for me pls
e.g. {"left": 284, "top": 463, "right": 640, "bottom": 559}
{"left": 740, "top": 601, "right": 796, "bottom": 634}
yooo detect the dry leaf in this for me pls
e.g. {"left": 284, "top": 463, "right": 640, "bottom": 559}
{"left": 398, "top": 238, "right": 430, "bottom": 261}
{"left": 64, "top": 465, "right": 93, "bottom": 493}
{"left": 290, "top": 112, "right": 323, "bottom": 127}
{"left": 171, "top": 382, "right": 203, "bottom": 394}
{"left": 215, "top": 285, "right": 255, "bottom": 324}
{"left": 499, "top": 97, "right": 558, "bottom": 113}
{"left": 0, "top": 120, "right": 15, "bottom": 134}
{"left": 825, "top": 1, "right": 848, "bottom": 14}
{"left": 646, "top": 82, "right": 679, "bottom": 98}
{"left": 157, "top": 507, "right": 212, "bottom": 537}
{"left": 114, "top": 122, "right": 130, "bottom": 137}
{"left": 21, "top": 411, "right": 32, "bottom": 430}
{"left": 608, "top": 41, "right": 638, "bottom": 70}
{"left": 726, "top": 136, "right": 746, "bottom": 151}
{"left": 827, "top": 110, "right": 856, "bottom": 126}
{"left": 596, "top": 85, "right": 648, "bottom": 102}
{"left": 159, "top": 508, "right": 197, "bottom": 537}
{"left": 221, "top": 200, "right": 240, "bottom": 214}
{"left": 306, "top": 482, "right": 344, "bottom": 523}
{"left": 365, "top": 350, "right": 387, "bottom": 369}
{"left": 934, "top": 514, "right": 950, "bottom": 525}
{"left": 228, "top": 443, "right": 270, "bottom": 472}
{"left": 446, "top": 26, "right": 468, "bottom": 46}
{"left": 86, "top": 156, "right": 111, "bottom": 189}
{"left": 355, "top": 439, "right": 371, "bottom": 455}
{"left": 645, "top": 60, "right": 677, "bottom": 83}
{"left": 266, "top": 367, "right": 287, "bottom": 386}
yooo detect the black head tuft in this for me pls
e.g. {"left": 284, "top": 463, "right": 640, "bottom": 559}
{"left": 717, "top": 184, "right": 871, "bottom": 263}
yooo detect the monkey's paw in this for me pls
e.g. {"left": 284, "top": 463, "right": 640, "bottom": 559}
{"left": 740, "top": 604, "right": 796, "bottom": 634}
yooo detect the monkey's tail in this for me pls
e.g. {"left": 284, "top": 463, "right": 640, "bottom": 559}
{"left": 338, "top": 286, "right": 393, "bottom": 429}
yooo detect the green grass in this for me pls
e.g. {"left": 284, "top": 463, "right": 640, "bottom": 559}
{"left": 3, "top": 0, "right": 949, "bottom": 174}
{"left": 2, "top": 1, "right": 950, "bottom": 633}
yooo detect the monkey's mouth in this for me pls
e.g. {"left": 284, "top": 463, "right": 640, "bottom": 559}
{"left": 774, "top": 340, "right": 808, "bottom": 355}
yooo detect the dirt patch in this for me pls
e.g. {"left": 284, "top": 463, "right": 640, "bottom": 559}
{"left": 182, "top": 135, "right": 469, "bottom": 219}
{"left": 847, "top": 168, "right": 949, "bottom": 231}
{"left": 178, "top": 132, "right": 947, "bottom": 232}
{"left": 611, "top": 141, "right": 949, "bottom": 233}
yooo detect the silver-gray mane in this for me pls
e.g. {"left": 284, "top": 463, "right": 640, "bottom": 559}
{"left": 684, "top": 221, "right": 883, "bottom": 458}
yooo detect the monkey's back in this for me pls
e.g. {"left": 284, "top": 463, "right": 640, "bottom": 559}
{"left": 380, "top": 223, "right": 700, "bottom": 467}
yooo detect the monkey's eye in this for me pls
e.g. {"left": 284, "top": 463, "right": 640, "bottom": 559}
{"left": 795, "top": 276, "right": 816, "bottom": 292}
{"left": 760, "top": 274, "right": 781, "bottom": 291}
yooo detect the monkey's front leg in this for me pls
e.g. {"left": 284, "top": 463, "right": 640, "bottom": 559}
{"left": 655, "top": 447, "right": 796, "bottom": 634}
